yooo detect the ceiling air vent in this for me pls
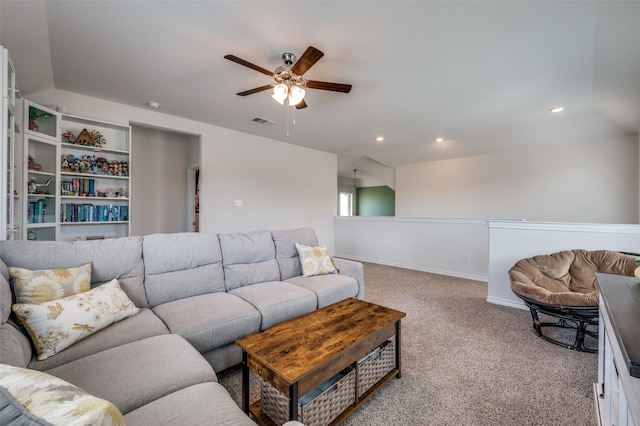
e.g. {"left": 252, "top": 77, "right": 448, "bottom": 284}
{"left": 251, "top": 117, "right": 276, "bottom": 125}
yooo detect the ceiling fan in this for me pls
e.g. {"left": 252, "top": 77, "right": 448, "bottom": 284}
{"left": 224, "top": 46, "right": 352, "bottom": 110}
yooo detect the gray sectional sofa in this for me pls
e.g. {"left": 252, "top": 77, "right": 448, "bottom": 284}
{"left": 0, "top": 228, "right": 364, "bottom": 425}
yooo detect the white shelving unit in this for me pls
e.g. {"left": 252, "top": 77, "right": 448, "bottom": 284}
{"left": 58, "top": 113, "right": 131, "bottom": 241}
{"left": 20, "top": 101, "right": 132, "bottom": 241}
{"left": 23, "top": 100, "right": 60, "bottom": 241}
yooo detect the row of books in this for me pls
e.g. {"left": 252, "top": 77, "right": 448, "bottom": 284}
{"left": 27, "top": 199, "right": 48, "bottom": 224}
{"left": 61, "top": 178, "right": 95, "bottom": 196}
{"left": 60, "top": 204, "right": 128, "bottom": 223}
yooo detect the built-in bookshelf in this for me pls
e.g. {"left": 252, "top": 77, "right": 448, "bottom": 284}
{"left": 21, "top": 99, "right": 131, "bottom": 241}
{"left": 24, "top": 100, "right": 59, "bottom": 241}
{"left": 58, "top": 113, "right": 131, "bottom": 241}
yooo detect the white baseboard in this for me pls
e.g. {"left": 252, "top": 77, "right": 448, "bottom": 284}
{"left": 334, "top": 254, "right": 488, "bottom": 282}
{"left": 486, "top": 296, "right": 528, "bottom": 310}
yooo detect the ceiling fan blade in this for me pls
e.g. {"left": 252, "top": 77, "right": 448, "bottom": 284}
{"left": 224, "top": 54, "right": 274, "bottom": 77}
{"left": 295, "top": 99, "right": 308, "bottom": 109}
{"left": 290, "top": 46, "right": 324, "bottom": 76}
{"left": 306, "top": 80, "right": 352, "bottom": 93}
{"left": 236, "top": 84, "right": 274, "bottom": 96}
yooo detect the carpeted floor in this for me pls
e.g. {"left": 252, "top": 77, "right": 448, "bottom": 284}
{"left": 218, "top": 262, "right": 597, "bottom": 425}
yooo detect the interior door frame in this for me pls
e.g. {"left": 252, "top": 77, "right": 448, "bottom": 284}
{"left": 187, "top": 165, "right": 199, "bottom": 232}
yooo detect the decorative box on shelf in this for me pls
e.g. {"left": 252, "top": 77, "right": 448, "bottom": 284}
{"left": 261, "top": 366, "right": 356, "bottom": 426}
{"left": 357, "top": 339, "right": 396, "bottom": 397}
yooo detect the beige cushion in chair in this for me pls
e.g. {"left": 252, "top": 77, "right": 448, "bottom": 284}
{"left": 509, "top": 249, "right": 638, "bottom": 306}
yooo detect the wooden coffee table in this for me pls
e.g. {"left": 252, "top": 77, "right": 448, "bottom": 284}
{"left": 236, "top": 297, "right": 406, "bottom": 425}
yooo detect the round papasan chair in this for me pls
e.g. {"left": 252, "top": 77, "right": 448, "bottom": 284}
{"left": 508, "top": 249, "right": 638, "bottom": 353}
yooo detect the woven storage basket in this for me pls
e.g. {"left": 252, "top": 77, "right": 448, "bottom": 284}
{"left": 262, "top": 366, "right": 356, "bottom": 426}
{"left": 357, "top": 339, "right": 395, "bottom": 397}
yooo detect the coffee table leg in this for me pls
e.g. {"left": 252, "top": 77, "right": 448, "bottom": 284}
{"left": 242, "top": 350, "right": 249, "bottom": 414}
{"left": 289, "top": 382, "right": 298, "bottom": 421}
{"left": 396, "top": 320, "right": 402, "bottom": 379}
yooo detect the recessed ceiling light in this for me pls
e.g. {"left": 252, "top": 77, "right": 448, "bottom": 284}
{"left": 375, "top": 136, "right": 384, "bottom": 142}
{"left": 435, "top": 137, "right": 445, "bottom": 142}
{"left": 147, "top": 101, "right": 161, "bottom": 109}
{"left": 549, "top": 106, "right": 565, "bottom": 113}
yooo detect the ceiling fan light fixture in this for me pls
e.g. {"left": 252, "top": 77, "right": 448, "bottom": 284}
{"left": 288, "top": 85, "right": 306, "bottom": 106}
{"left": 272, "top": 84, "right": 288, "bottom": 105}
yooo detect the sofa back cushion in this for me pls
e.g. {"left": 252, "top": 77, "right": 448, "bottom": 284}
{"left": 1, "top": 258, "right": 12, "bottom": 324}
{"left": 272, "top": 228, "right": 319, "bottom": 280}
{"left": 219, "top": 231, "right": 280, "bottom": 290}
{"left": 0, "top": 238, "right": 147, "bottom": 308}
{"left": 0, "top": 258, "right": 33, "bottom": 368}
{"left": 143, "top": 232, "right": 225, "bottom": 307}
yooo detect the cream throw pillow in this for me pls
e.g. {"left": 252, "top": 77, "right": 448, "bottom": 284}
{"left": 0, "top": 363, "right": 124, "bottom": 426}
{"left": 295, "top": 243, "right": 338, "bottom": 277}
{"left": 9, "top": 263, "right": 92, "bottom": 304}
{"left": 12, "top": 279, "right": 139, "bottom": 360}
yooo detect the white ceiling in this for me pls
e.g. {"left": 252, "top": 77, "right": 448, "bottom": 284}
{"left": 1, "top": 1, "right": 639, "bottom": 183}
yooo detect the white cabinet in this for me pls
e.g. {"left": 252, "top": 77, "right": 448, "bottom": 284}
{"left": 20, "top": 99, "right": 132, "bottom": 241}
{"left": 595, "top": 273, "right": 640, "bottom": 426}
{"left": 1, "top": 45, "right": 21, "bottom": 240}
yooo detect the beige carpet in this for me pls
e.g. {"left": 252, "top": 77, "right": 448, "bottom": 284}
{"left": 218, "top": 262, "right": 597, "bottom": 425}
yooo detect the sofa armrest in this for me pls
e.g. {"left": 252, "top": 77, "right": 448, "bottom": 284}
{"left": 332, "top": 258, "right": 364, "bottom": 299}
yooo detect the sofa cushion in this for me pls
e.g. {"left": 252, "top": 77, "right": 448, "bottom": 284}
{"left": 230, "top": 281, "right": 317, "bottom": 330}
{"left": 220, "top": 231, "right": 280, "bottom": 290}
{"left": 1, "top": 262, "right": 13, "bottom": 323}
{"left": 28, "top": 308, "right": 168, "bottom": 372}
{"left": 0, "top": 364, "right": 124, "bottom": 426}
{"left": 142, "top": 232, "right": 225, "bottom": 306}
{"left": 152, "top": 293, "right": 261, "bottom": 353}
{"left": 0, "top": 321, "right": 33, "bottom": 368}
{"left": 12, "top": 280, "right": 140, "bottom": 361}
{"left": 286, "top": 274, "right": 359, "bottom": 308}
{"left": 9, "top": 263, "right": 92, "bottom": 304}
{"left": 123, "top": 382, "right": 256, "bottom": 426}
{"left": 46, "top": 334, "right": 216, "bottom": 415}
{"left": 0, "top": 238, "right": 147, "bottom": 308}
{"left": 272, "top": 227, "right": 319, "bottom": 280}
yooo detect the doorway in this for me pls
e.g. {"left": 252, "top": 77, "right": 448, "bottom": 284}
{"left": 130, "top": 125, "right": 200, "bottom": 235}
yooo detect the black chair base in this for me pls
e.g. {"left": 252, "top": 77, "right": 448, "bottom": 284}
{"left": 517, "top": 295, "right": 599, "bottom": 353}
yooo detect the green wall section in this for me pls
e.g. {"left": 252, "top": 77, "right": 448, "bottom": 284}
{"left": 356, "top": 186, "right": 395, "bottom": 216}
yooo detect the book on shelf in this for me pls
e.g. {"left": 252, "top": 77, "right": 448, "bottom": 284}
{"left": 27, "top": 199, "right": 48, "bottom": 223}
{"left": 60, "top": 203, "right": 128, "bottom": 223}
{"left": 60, "top": 178, "right": 96, "bottom": 196}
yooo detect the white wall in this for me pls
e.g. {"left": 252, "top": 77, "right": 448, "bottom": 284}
{"left": 26, "top": 89, "right": 337, "bottom": 249}
{"left": 488, "top": 221, "right": 640, "bottom": 309}
{"left": 130, "top": 126, "right": 194, "bottom": 236}
{"left": 396, "top": 136, "right": 639, "bottom": 224}
{"left": 335, "top": 216, "right": 489, "bottom": 281}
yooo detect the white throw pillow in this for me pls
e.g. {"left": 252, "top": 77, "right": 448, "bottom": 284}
{"left": 12, "top": 279, "right": 139, "bottom": 360}
{"left": 295, "top": 243, "right": 339, "bottom": 277}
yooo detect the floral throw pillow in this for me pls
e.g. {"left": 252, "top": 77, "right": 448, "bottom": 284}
{"left": 9, "top": 263, "right": 92, "bottom": 304}
{"left": 11, "top": 279, "right": 139, "bottom": 360}
{"left": 295, "top": 243, "right": 339, "bottom": 277}
{"left": 0, "top": 363, "right": 125, "bottom": 426}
